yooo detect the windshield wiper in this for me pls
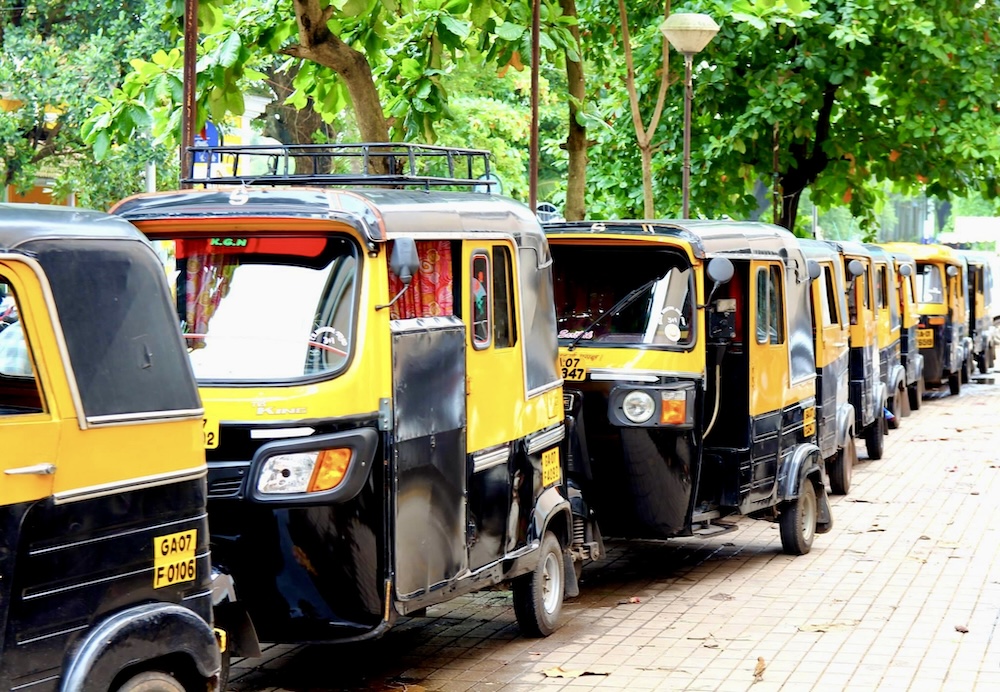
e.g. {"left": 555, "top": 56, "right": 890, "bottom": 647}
{"left": 566, "top": 278, "right": 658, "bottom": 351}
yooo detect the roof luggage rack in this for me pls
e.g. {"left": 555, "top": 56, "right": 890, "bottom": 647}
{"left": 181, "top": 142, "right": 496, "bottom": 190}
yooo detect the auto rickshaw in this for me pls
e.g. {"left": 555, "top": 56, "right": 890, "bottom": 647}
{"left": 881, "top": 248, "right": 925, "bottom": 410}
{"left": 881, "top": 242, "right": 972, "bottom": 395}
{"left": 957, "top": 250, "right": 996, "bottom": 374}
{"left": 821, "top": 241, "right": 887, "bottom": 459}
{"left": 0, "top": 204, "right": 220, "bottom": 691}
{"left": 865, "top": 244, "right": 907, "bottom": 428}
{"left": 111, "top": 143, "right": 577, "bottom": 652}
{"left": 799, "top": 239, "right": 858, "bottom": 495}
{"left": 545, "top": 220, "right": 832, "bottom": 556}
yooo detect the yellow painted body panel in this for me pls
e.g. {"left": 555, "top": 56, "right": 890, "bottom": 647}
{"left": 844, "top": 253, "right": 878, "bottom": 352}
{"left": 749, "top": 260, "right": 814, "bottom": 417}
{"left": 810, "top": 259, "right": 850, "bottom": 369}
{"left": 871, "top": 258, "right": 901, "bottom": 351}
{"left": 0, "top": 259, "right": 206, "bottom": 503}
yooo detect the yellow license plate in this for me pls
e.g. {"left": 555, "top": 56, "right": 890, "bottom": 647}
{"left": 153, "top": 529, "right": 197, "bottom": 589}
{"left": 203, "top": 418, "right": 219, "bottom": 449}
{"left": 917, "top": 328, "right": 934, "bottom": 349}
{"left": 559, "top": 356, "right": 587, "bottom": 381}
{"left": 541, "top": 448, "right": 561, "bottom": 487}
{"left": 803, "top": 406, "right": 816, "bottom": 438}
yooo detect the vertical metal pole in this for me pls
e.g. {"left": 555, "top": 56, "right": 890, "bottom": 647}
{"left": 529, "top": 0, "right": 540, "bottom": 214}
{"left": 681, "top": 53, "right": 693, "bottom": 219}
{"left": 181, "top": 0, "right": 199, "bottom": 188}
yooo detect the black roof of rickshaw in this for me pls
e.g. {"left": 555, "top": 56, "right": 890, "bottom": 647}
{"left": 0, "top": 203, "right": 145, "bottom": 249}
{"left": 112, "top": 187, "right": 546, "bottom": 246}
{"left": 543, "top": 219, "right": 802, "bottom": 260}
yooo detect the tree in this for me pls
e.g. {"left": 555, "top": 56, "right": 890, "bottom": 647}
{"left": 1, "top": 1, "right": 174, "bottom": 207}
{"left": 696, "top": 0, "right": 1000, "bottom": 230}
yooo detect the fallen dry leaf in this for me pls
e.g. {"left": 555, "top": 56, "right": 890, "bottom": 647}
{"left": 709, "top": 593, "right": 735, "bottom": 601}
{"left": 617, "top": 596, "right": 641, "bottom": 605}
{"left": 956, "top": 625, "right": 969, "bottom": 633}
{"left": 542, "top": 666, "right": 608, "bottom": 678}
{"left": 798, "top": 619, "right": 860, "bottom": 633}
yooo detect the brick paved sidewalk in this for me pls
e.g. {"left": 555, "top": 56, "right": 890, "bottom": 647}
{"left": 231, "top": 379, "right": 1000, "bottom": 692}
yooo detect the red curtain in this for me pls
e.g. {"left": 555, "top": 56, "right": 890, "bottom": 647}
{"left": 185, "top": 253, "right": 237, "bottom": 348}
{"left": 388, "top": 240, "right": 454, "bottom": 319}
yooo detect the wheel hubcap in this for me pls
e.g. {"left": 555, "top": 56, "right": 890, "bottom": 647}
{"left": 541, "top": 551, "right": 562, "bottom": 614}
{"left": 801, "top": 487, "right": 817, "bottom": 545}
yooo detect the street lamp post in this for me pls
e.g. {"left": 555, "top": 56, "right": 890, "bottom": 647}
{"left": 660, "top": 13, "right": 719, "bottom": 219}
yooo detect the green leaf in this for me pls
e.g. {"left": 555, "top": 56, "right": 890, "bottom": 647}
{"left": 400, "top": 58, "right": 422, "bottom": 80}
{"left": 218, "top": 32, "right": 242, "bottom": 68}
{"left": 93, "top": 131, "right": 110, "bottom": 162}
{"left": 440, "top": 15, "right": 471, "bottom": 40}
{"left": 496, "top": 22, "right": 525, "bottom": 42}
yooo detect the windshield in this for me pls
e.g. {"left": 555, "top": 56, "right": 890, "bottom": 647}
{"left": 915, "top": 263, "right": 945, "bottom": 305}
{"left": 551, "top": 245, "right": 695, "bottom": 349}
{"left": 153, "top": 235, "right": 359, "bottom": 382}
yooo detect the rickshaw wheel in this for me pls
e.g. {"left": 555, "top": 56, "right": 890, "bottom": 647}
{"left": 779, "top": 478, "right": 816, "bottom": 555}
{"left": 116, "top": 671, "right": 185, "bottom": 692}
{"left": 887, "top": 390, "right": 902, "bottom": 430}
{"left": 828, "top": 435, "right": 855, "bottom": 496}
{"left": 512, "top": 530, "right": 564, "bottom": 637}
{"left": 864, "top": 417, "right": 884, "bottom": 460}
{"left": 949, "top": 370, "right": 961, "bottom": 396}
{"left": 908, "top": 380, "right": 923, "bottom": 411}
{"left": 961, "top": 356, "right": 971, "bottom": 384}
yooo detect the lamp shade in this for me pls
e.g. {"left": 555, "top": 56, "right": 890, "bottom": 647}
{"left": 660, "top": 13, "right": 720, "bottom": 55}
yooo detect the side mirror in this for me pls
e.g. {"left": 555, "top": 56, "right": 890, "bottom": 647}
{"left": 389, "top": 238, "right": 420, "bottom": 286}
{"left": 946, "top": 265, "right": 959, "bottom": 277}
{"left": 807, "top": 260, "right": 822, "bottom": 281}
{"left": 847, "top": 259, "right": 865, "bottom": 279}
{"left": 898, "top": 263, "right": 912, "bottom": 277}
{"left": 706, "top": 257, "right": 735, "bottom": 285}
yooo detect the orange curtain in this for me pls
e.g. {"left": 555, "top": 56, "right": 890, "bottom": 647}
{"left": 388, "top": 241, "right": 454, "bottom": 319}
{"left": 185, "top": 254, "right": 237, "bottom": 348}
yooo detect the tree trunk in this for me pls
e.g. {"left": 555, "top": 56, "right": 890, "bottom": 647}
{"left": 561, "top": 0, "right": 587, "bottom": 221}
{"left": 286, "top": 0, "right": 389, "bottom": 148}
{"left": 776, "top": 83, "right": 838, "bottom": 231}
{"left": 640, "top": 145, "right": 654, "bottom": 219}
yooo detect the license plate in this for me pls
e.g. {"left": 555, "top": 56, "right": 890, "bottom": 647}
{"left": 917, "top": 328, "right": 934, "bottom": 349}
{"left": 203, "top": 418, "right": 219, "bottom": 449}
{"left": 803, "top": 406, "right": 816, "bottom": 438}
{"left": 559, "top": 356, "right": 586, "bottom": 381}
{"left": 153, "top": 529, "right": 197, "bottom": 589}
{"left": 541, "top": 448, "right": 561, "bottom": 487}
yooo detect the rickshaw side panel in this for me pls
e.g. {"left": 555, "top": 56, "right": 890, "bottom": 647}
{"left": 0, "top": 481, "right": 212, "bottom": 690}
{"left": 392, "top": 317, "right": 468, "bottom": 599}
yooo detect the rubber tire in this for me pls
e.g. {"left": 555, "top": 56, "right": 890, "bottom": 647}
{"left": 961, "top": 356, "right": 971, "bottom": 384}
{"left": 779, "top": 478, "right": 817, "bottom": 555}
{"left": 512, "top": 530, "right": 565, "bottom": 638}
{"left": 887, "top": 389, "right": 902, "bottom": 430}
{"left": 116, "top": 672, "right": 186, "bottom": 692}
{"left": 865, "top": 417, "right": 884, "bottom": 461}
{"left": 828, "top": 435, "right": 856, "bottom": 496}
{"left": 949, "top": 370, "right": 961, "bottom": 396}
{"left": 908, "top": 379, "right": 923, "bottom": 411}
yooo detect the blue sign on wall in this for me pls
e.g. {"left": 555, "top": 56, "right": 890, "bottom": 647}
{"left": 193, "top": 122, "right": 220, "bottom": 163}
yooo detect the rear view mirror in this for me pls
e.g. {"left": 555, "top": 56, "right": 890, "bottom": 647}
{"left": 898, "top": 263, "right": 912, "bottom": 277}
{"left": 389, "top": 238, "right": 420, "bottom": 286}
{"left": 706, "top": 257, "right": 734, "bottom": 285}
{"left": 947, "top": 265, "right": 959, "bottom": 277}
{"left": 807, "top": 260, "right": 822, "bottom": 281}
{"left": 847, "top": 259, "right": 865, "bottom": 279}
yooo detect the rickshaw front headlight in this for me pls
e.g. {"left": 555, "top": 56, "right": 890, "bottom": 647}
{"left": 257, "top": 449, "right": 353, "bottom": 495}
{"left": 622, "top": 390, "right": 656, "bottom": 424}
{"left": 257, "top": 452, "right": 317, "bottom": 494}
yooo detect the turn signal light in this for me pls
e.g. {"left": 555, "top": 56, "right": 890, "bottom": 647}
{"left": 660, "top": 391, "right": 687, "bottom": 425}
{"left": 308, "top": 448, "right": 352, "bottom": 492}
{"left": 928, "top": 316, "right": 946, "bottom": 325}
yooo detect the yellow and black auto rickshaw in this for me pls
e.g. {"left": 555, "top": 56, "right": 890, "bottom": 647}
{"left": 821, "top": 241, "right": 887, "bottom": 459}
{"left": 111, "top": 144, "right": 578, "bottom": 650}
{"left": 545, "top": 220, "right": 832, "bottom": 556}
{"left": 881, "top": 242, "right": 971, "bottom": 396}
{"left": 958, "top": 250, "right": 996, "bottom": 374}
{"left": 866, "top": 244, "right": 908, "bottom": 428}
{"left": 0, "top": 204, "right": 220, "bottom": 691}
{"left": 799, "top": 239, "right": 858, "bottom": 495}
{"left": 881, "top": 248, "right": 925, "bottom": 410}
